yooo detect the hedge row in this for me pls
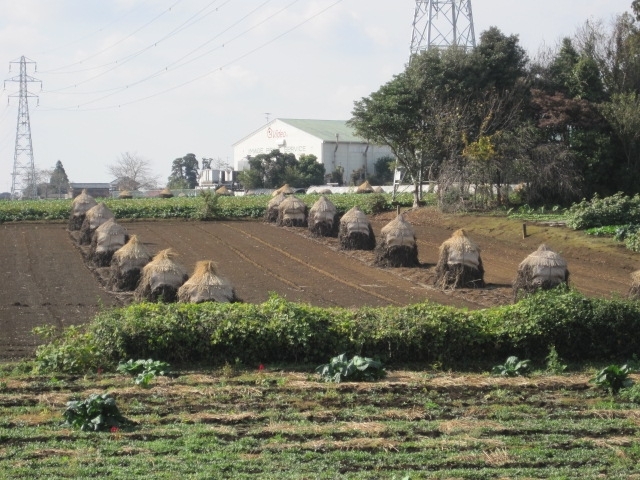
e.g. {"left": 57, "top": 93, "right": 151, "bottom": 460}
{"left": 34, "top": 288, "right": 640, "bottom": 373}
{"left": 567, "top": 192, "right": 640, "bottom": 230}
{"left": 0, "top": 193, "right": 414, "bottom": 223}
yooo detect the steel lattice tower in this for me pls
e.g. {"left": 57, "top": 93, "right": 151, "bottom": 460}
{"left": 5, "top": 56, "right": 40, "bottom": 199}
{"left": 410, "top": 0, "right": 476, "bottom": 55}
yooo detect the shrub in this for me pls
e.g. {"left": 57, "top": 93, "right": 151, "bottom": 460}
{"left": 590, "top": 364, "right": 634, "bottom": 395}
{"left": 63, "top": 393, "right": 133, "bottom": 431}
{"left": 566, "top": 193, "right": 640, "bottom": 230}
{"left": 316, "top": 353, "right": 386, "bottom": 383}
{"left": 492, "top": 356, "right": 531, "bottom": 377}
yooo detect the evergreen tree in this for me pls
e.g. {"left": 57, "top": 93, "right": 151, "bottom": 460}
{"left": 49, "top": 160, "right": 69, "bottom": 196}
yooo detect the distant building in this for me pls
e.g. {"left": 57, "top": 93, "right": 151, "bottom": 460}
{"left": 68, "top": 183, "right": 111, "bottom": 199}
{"left": 233, "top": 119, "right": 394, "bottom": 185}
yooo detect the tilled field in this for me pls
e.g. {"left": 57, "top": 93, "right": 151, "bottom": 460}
{"left": 1, "top": 209, "right": 637, "bottom": 359}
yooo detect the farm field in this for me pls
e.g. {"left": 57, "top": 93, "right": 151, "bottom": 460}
{"left": 1, "top": 207, "right": 638, "bottom": 359}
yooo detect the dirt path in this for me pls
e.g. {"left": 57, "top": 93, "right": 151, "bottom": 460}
{"left": 1, "top": 210, "right": 637, "bottom": 359}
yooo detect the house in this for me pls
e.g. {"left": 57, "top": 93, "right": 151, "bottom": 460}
{"left": 233, "top": 119, "right": 394, "bottom": 185}
{"left": 68, "top": 183, "right": 111, "bottom": 199}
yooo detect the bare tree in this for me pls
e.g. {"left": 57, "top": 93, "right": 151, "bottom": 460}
{"left": 107, "top": 152, "right": 159, "bottom": 190}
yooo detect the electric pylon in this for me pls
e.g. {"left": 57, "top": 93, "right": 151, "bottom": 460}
{"left": 410, "top": 0, "right": 476, "bottom": 55}
{"left": 5, "top": 56, "right": 41, "bottom": 199}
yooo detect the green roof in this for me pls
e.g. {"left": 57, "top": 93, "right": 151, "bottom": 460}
{"left": 279, "top": 119, "right": 364, "bottom": 143}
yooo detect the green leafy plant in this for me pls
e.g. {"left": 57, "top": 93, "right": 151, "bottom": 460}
{"left": 33, "top": 325, "right": 103, "bottom": 374}
{"left": 590, "top": 364, "right": 634, "bottom": 395}
{"left": 316, "top": 353, "right": 386, "bottom": 383}
{"left": 492, "top": 356, "right": 531, "bottom": 377}
{"left": 117, "top": 359, "right": 171, "bottom": 388}
{"left": 545, "top": 345, "right": 567, "bottom": 374}
{"left": 62, "top": 393, "right": 133, "bottom": 431}
{"left": 196, "top": 189, "right": 220, "bottom": 220}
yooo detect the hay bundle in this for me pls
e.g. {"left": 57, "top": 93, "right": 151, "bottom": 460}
{"left": 277, "top": 195, "right": 308, "bottom": 227}
{"left": 215, "top": 185, "right": 232, "bottom": 196}
{"left": 68, "top": 189, "right": 98, "bottom": 231}
{"left": 318, "top": 188, "right": 333, "bottom": 195}
{"left": 134, "top": 249, "right": 188, "bottom": 303}
{"left": 159, "top": 188, "right": 174, "bottom": 198}
{"left": 308, "top": 195, "right": 339, "bottom": 237}
{"left": 78, "top": 203, "right": 115, "bottom": 245}
{"left": 118, "top": 190, "right": 133, "bottom": 199}
{"left": 434, "top": 229, "right": 484, "bottom": 289}
{"left": 272, "top": 184, "right": 295, "bottom": 196}
{"left": 356, "top": 180, "right": 374, "bottom": 194}
{"left": 178, "top": 261, "right": 238, "bottom": 304}
{"left": 108, "top": 235, "right": 152, "bottom": 291}
{"left": 89, "top": 218, "right": 128, "bottom": 267}
{"left": 513, "top": 244, "right": 569, "bottom": 299}
{"left": 265, "top": 192, "right": 286, "bottom": 222}
{"left": 338, "top": 206, "right": 375, "bottom": 250}
{"left": 629, "top": 270, "right": 640, "bottom": 300}
{"left": 374, "top": 214, "right": 419, "bottom": 267}
{"left": 373, "top": 186, "right": 384, "bottom": 193}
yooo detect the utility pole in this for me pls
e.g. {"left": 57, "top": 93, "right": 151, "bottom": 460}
{"left": 410, "top": 0, "right": 476, "bottom": 56}
{"left": 5, "top": 56, "right": 41, "bottom": 199}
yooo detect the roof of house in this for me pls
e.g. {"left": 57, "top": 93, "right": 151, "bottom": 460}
{"left": 233, "top": 119, "right": 366, "bottom": 146}
{"left": 278, "top": 119, "right": 364, "bottom": 143}
{"left": 69, "top": 183, "right": 111, "bottom": 189}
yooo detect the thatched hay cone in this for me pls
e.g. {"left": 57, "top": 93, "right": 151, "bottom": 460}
{"left": 178, "top": 261, "right": 238, "bottom": 303}
{"left": 513, "top": 244, "right": 569, "bottom": 299}
{"left": 68, "top": 189, "right": 98, "bottom": 231}
{"left": 118, "top": 190, "right": 133, "bottom": 199}
{"left": 375, "top": 214, "right": 419, "bottom": 267}
{"left": 318, "top": 188, "right": 333, "bottom": 195}
{"left": 356, "top": 180, "right": 374, "bottom": 194}
{"left": 273, "top": 183, "right": 295, "bottom": 196}
{"left": 78, "top": 203, "right": 115, "bottom": 245}
{"left": 339, "top": 206, "right": 375, "bottom": 250}
{"left": 108, "top": 235, "right": 152, "bottom": 291}
{"left": 373, "top": 186, "right": 384, "bottom": 193}
{"left": 629, "top": 270, "right": 640, "bottom": 300}
{"left": 159, "top": 188, "right": 174, "bottom": 198}
{"left": 134, "top": 249, "right": 188, "bottom": 303}
{"left": 435, "top": 229, "right": 484, "bottom": 289}
{"left": 265, "top": 192, "right": 286, "bottom": 223}
{"left": 215, "top": 185, "right": 232, "bottom": 196}
{"left": 89, "top": 218, "right": 128, "bottom": 267}
{"left": 308, "top": 195, "right": 339, "bottom": 237}
{"left": 277, "top": 195, "right": 308, "bottom": 227}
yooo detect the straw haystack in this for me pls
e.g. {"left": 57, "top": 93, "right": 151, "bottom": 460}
{"left": 78, "top": 203, "right": 115, "bottom": 245}
{"left": 89, "top": 218, "right": 129, "bottom": 267}
{"left": 629, "top": 270, "right": 640, "bottom": 299}
{"left": 178, "top": 261, "right": 238, "bottom": 303}
{"left": 68, "top": 189, "right": 98, "bottom": 231}
{"left": 374, "top": 214, "right": 419, "bottom": 267}
{"left": 272, "top": 184, "right": 295, "bottom": 196}
{"left": 308, "top": 196, "right": 339, "bottom": 237}
{"left": 434, "top": 229, "right": 484, "bottom": 288}
{"left": 215, "top": 185, "right": 232, "bottom": 196}
{"left": 318, "top": 188, "right": 333, "bottom": 195}
{"left": 356, "top": 180, "right": 374, "bottom": 194}
{"left": 134, "top": 249, "right": 188, "bottom": 303}
{"left": 277, "top": 195, "right": 308, "bottom": 227}
{"left": 265, "top": 192, "right": 286, "bottom": 222}
{"left": 118, "top": 190, "right": 133, "bottom": 199}
{"left": 159, "top": 188, "right": 174, "bottom": 198}
{"left": 373, "top": 186, "right": 384, "bottom": 193}
{"left": 338, "top": 206, "right": 375, "bottom": 250}
{"left": 513, "top": 244, "right": 569, "bottom": 299}
{"left": 108, "top": 235, "right": 152, "bottom": 291}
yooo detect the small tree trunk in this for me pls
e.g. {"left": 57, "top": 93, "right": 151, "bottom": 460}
{"left": 412, "top": 182, "right": 420, "bottom": 208}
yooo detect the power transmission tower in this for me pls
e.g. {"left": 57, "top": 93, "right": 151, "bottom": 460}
{"left": 5, "top": 56, "right": 41, "bottom": 199}
{"left": 410, "top": 0, "right": 476, "bottom": 55}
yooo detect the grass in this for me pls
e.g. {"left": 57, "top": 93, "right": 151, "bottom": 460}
{"left": 1, "top": 364, "right": 639, "bottom": 479}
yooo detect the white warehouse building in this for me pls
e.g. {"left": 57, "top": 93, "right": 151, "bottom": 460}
{"left": 233, "top": 119, "right": 394, "bottom": 185}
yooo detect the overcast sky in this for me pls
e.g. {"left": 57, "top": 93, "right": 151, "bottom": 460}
{"left": 0, "top": 0, "right": 633, "bottom": 192}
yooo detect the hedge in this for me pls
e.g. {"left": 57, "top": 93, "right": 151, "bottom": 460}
{"left": 34, "top": 289, "right": 640, "bottom": 373}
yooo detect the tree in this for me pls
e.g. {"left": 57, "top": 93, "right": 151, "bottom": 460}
{"left": 370, "top": 156, "right": 395, "bottom": 185}
{"left": 107, "top": 152, "right": 159, "bottom": 190}
{"left": 238, "top": 150, "right": 298, "bottom": 189}
{"left": 295, "top": 154, "right": 325, "bottom": 187}
{"left": 167, "top": 154, "right": 200, "bottom": 189}
{"left": 49, "top": 160, "right": 69, "bottom": 196}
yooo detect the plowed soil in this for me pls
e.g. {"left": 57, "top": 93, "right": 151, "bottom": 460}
{"left": 2, "top": 207, "right": 637, "bottom": 359}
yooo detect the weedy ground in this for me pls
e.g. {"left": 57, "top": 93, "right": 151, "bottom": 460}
{"left": 1, "top": 364, "right": 640, "bottom": 479}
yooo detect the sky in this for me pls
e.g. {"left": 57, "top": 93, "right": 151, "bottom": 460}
{"left": 0, "top": 0, "right": 633, "bottom": 193}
